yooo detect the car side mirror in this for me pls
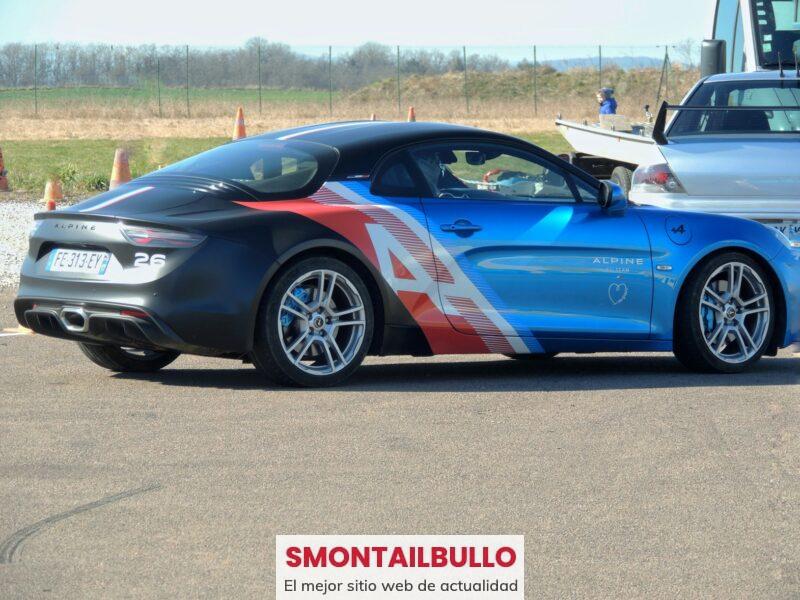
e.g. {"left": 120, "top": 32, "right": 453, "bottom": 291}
{"left": 598, "top": 181, "right": 627, "bottom": 213}
{"left": 701, "top": 39, "right": 726, "bottom": 77}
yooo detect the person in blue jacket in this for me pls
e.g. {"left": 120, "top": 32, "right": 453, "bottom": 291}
{"left": 596, "top": 87, "right": 617, "bottom": 115}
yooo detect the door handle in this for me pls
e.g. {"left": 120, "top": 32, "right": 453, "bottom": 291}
{"left": 440, "top": 219, "right": 482, "bottom": 234}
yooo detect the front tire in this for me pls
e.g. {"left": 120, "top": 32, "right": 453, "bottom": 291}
{"left": 674, "top": 253, "right": 774, "bottom": 373}
{"left": 78, "top": 343, "right": 179, "bottom": 373}
{"left": 251, "top": 257, "right": 374, "bottom": 387}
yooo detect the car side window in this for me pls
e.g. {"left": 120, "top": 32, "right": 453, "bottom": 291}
{"left": 371, "top": 155, "right": 420, "bottom": 197}
{"left": 408, "top": 142, "right": 578, "bottom": 203}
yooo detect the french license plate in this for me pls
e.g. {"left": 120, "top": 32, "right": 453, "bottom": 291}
{"left": 769, "top": 220, "right": 800, "bottom": 244}
{"left": 46, "top": 248, "right": 111, "bottom": 275}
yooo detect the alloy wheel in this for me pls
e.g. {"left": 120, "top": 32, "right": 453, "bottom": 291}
{"left": 277, "top": 269, "right": 367, "bottom": 376}
{"left": 698, "top": 262, "right": 770, "bottom": 364}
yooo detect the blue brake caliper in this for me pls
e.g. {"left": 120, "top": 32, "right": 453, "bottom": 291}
{"left": 280, "top": 287, "right": 312, "bottom": 328}
{"left": 701, "top": 291, "right": 716, "bottom": 334}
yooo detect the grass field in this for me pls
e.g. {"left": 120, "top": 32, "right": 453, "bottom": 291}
{"left": 0, "top": 131, "right": 572, "bottom": 196}
{"left": 0, "top": 86, "right": 330, "bottom": 104}
{"left": 2, "top": 138, "right": 226, "bottom": 195}
{"left": 0, "top": 86, "right": 331, "bottom": 119}
{"left": 0, "top": 65, "right": 698, "bottom": 122}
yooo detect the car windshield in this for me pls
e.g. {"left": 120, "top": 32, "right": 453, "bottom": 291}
{"left": 668, "top": 79, "right": 800, "bottom": 135}
{"left": 159, "top": 139, "right": 339, "bottom": 197}
{"left": 751, "top": 0, "right": 800, "bottom": 67}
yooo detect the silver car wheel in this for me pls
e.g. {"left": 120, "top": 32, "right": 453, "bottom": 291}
{"left": 698, "top": 261, "right": 770, "bottom": 364}
{"left": 277, "top": 269, "right": 367, "bottom": 376}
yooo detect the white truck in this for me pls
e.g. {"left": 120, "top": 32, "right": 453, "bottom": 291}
{"left": 556, "top": 0, "right": 800, "bottom": 192}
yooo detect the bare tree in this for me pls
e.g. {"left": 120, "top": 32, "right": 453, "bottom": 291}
{"left": 673, "top": 38, "right": 699, "bottom": 69}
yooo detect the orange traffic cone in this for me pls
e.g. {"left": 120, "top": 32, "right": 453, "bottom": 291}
{"left": 109, "top": 148, "right": 131, "bottom": 190}
{"left": 43, "top": 178, "right": 63, "bottom": 211}
{"left": 232, "top": 106, "right": 246, "bottom": 140}
{"left": 0, "top": 147, "right": 9, "bottom": 192}
{"left": 407, "top": 106, "right": 416, "bottom": 122}
{"left": 370, "top": 113, "right": 377, "bottom": 121}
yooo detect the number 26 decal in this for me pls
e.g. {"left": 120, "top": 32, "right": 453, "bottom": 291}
{"left": 133, "top": 252, "right": 166, "bottom": 267}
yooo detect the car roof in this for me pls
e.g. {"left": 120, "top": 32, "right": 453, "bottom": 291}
{"left": 256, "top": 120, "right": 502, "bottom": 145}
{"left": 253, "top": 120, "right": 524, "bottom": 177}
{"left": 704, "top": 70, "right": 800, "bottom": 84}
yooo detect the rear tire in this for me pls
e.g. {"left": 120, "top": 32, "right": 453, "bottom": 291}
{"left": 611, "top": 166, "right": 633, "bottom": 195}
{"left": 674, "top": 252, "right": 774, "bottom": 373}
{"left": 251, "top": 257, "right": 374, "bottom": 388}
{"left": 78, "top": 343, "right": 179, "bottom": 373}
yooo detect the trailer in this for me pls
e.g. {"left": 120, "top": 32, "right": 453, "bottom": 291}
{"left": 555, "top": 118, "right": 663, "bottom": 191}
{"left": 556, "top": 0, "right": 800, "bottom": 192}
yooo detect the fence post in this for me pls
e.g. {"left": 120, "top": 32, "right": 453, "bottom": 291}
{"left": 598, "top": 44, "right": 603, "bottom": 90}
{"left": 533, "top": 45, "right": 538, "bottom": 116}
{"left": 258, "top": 40, "right": 263, "bottom": 114}
{"left": 462, "top": 45, "right": 469, "bottom": 114}
{"left": 656, "top": 46, "right": 669, "bottom": 106}
{"left": 185, "top": 45, "right": 190, "bottom": 117}
{"left": 156, "top": 54, "right": 162, "bottom": 118}
{"left": 328, "top": 45, "right": 333, "bottom": 116}
{"left": 396, "top": 45, "right": 401, "bottom": 117}
{"left": 665, "top": 47, "right": 670, "bottom": 103}
{"left": 33, "top": 43, "right": 38, "bottom": 117}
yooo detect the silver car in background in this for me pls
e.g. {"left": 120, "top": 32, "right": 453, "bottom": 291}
{"left": 630, "top": 71, "right": 800, "bottom": 248}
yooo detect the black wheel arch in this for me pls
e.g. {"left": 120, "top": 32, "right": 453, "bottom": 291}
{"left": 673, "top": 246, "right": 787, "bottom": 355}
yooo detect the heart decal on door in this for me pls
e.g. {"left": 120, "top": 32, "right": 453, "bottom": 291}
{"left": 608, "top": 283, "right": 628, "bottom": 305}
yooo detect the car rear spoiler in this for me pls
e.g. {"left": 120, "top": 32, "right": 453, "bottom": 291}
{"left": 652, "top": 101, "right": 800, "bottom": 145}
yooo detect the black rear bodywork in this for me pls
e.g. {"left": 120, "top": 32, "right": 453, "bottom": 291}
{"left": 15, "top": 191, "right": 425, "bottom": 357}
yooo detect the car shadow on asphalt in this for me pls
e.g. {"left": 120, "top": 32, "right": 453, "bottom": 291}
{"left": 113, "top": 354, "right": 799, "bottom": 393}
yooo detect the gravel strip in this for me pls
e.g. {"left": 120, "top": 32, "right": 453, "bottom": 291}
{"left": 0, "top": 200, "right": 38, "bottom": 289}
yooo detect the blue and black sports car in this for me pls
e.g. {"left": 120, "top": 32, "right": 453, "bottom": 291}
{"left": 14, "top": 121, "right": 800, "bottom": 386}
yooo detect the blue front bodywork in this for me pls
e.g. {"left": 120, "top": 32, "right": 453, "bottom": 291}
{"left": 636, "top": 206, "right": 799, "bottom": 348}
{"left": 423, "top": 198, "right": 653, "bottom": 340}
{"left": 353, "top": 175, "right": 800, "bottom": 353}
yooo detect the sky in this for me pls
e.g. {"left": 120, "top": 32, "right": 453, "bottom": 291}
{"left": 0, "top": 0, "right": 708, "bottom": 48}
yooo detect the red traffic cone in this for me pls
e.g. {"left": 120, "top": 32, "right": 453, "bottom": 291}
{"left": 407, "top": 106, "right": 416, "bottom": 122}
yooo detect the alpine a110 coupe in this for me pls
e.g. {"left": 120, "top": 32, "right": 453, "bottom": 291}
{"left": 14, "top": 121, "right": 800, "bottom": 386}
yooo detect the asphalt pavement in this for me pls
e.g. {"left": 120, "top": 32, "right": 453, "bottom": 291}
{"left": 0, "top": 291, "right": 798, "bottom": 598}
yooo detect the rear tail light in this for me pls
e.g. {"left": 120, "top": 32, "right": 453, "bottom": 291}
{"left": 120, "top": 224, "right": 205, "bottom": 248}
{"left": 631, "top": 163, "right": 686, "bottom": 194}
